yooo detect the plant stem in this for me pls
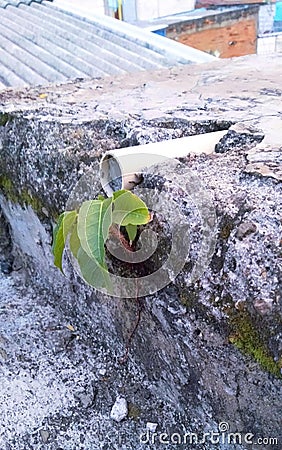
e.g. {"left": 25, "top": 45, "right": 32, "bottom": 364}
{"left": 109, "top": 225, "right": 143, "bottom": 364}
{"left": 119, "top": 279, "right": 142, "bottom": 365}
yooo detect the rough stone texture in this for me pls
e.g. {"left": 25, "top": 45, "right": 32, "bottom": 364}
{"left": 0, "top": 54, "right": 282, "bottom": 449}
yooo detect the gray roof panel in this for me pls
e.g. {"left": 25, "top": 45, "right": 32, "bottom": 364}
{"left": 0, "top": 0, "right": 45, "bottom": 8}
{"left": 19, "top": 3, "right": 140, "bottom": 74}
{"left": 0, "top": 59, "right": 27, "bottom": 87}
{"left": 31, "top": 2, "right": 167, "bottom": 70}
{"left": 2, "top": 6, "right": 111, "bottom": 78}
{"left": 0, "top": 24, "right": 66, "bottom": 83}
{"left": 51, "top": 1, "right": 215, "bottom": 64}
{"left": 0, "top": 17, "right": 88, "bottom": 79}
{"left": 0, "top": 1, "right": 215, "bottom": 89}
{"left": 0, "top": 44, "right": 48, "bottom": 85}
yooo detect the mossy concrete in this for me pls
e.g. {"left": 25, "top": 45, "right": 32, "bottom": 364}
{"left": 229, "top": 311, "right": 282, "bottom": 378}
{"left": 0, "top": 54, "right": 281, "bottom": 449}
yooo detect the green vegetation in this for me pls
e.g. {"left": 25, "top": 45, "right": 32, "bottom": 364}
{"left": 52, "top": 189, "right": 150, "bottom": 292}
{"left": 229, "top": 310, "right": 282, "bottom": 378}
{"left": 127, "top": 403, "right": 141, "bottom": 420}
{"left": 0, "top": 112, "right": 12, "bottom": 127}
{"left": 179, "top": 284, "right": 281, "bottom": 378}
{"left": 0, "top": 175, "right": 43, "bottom": 211}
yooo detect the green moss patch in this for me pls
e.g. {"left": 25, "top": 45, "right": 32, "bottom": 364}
{"left": 0, "top": 175, "right": 57, "bottom": 220}
{"left": 0, "top": 112, "right": 12, "bottom": 127}
{"left": 127, "top": 403, "right": 141, "bottom": 420}
{"left": 0, "top": 175, "right": 41, "bottom": 209}
{"left": 229, "top": 310, "right": 281, "bottom": 378}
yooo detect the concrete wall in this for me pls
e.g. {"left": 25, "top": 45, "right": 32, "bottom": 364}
{"left": 55, "top": 0, "right": 106, "bottom": 16}
{"left": 256, "top": 3, "right": 282, "bottom": 55}
{"left": 277, "top": 33, "right": 282, "bottom": 51}
{"left": 257, "top": 32, "right": 282, "bottom": 54}
{"left": 135, "top": 0, "right": 195, "bottom": 21}
{"left": 167, "top": 7, "right": 258, "bottom": 58}
{"left": 63, "top": 0, "right": 196, "bottom": 21}
{"left": 258, "top": 3, "right": 276, "bottom": 34}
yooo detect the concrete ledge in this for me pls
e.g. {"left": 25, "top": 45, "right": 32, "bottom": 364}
{"left": 0, "top": 55, "right": 281, "bottom": 448}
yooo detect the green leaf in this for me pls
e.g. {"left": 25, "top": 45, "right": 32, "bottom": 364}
{"left": 112, "top": 190, "right": 127, "bottom": 200}
{"left": 69, "top": 221, "right": 80, "bottom": 259}
{"left": 52, "top": 210, "right": 77, "bottom": 272}
{"left": 77, "top": 198, "right": 112, "bottom": 265}
{"left": 98, "top": 194, "right": 105, "bottom": 201}
{"left": 77, "top": 246, "right": 112, "bottom": 293}
{"left": 112, "top": 190, "right": 150, "bottom": 226}
{"left": 126, "top": 224, "right": 137, "bottom": 243}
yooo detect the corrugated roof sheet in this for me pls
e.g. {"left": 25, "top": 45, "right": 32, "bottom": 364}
{"left": 0, "top": 0, "right": 45, "bottom": 8}
{"left": 0, "top": 1, "right": 214, "bottom": 88}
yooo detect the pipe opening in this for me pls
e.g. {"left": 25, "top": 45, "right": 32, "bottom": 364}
{"left": 100, "top": 154, "right": 123, "bottom": 197}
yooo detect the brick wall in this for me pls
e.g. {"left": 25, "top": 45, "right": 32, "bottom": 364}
{"left": 167, "top": 7, "right": 258, "bottom": 58}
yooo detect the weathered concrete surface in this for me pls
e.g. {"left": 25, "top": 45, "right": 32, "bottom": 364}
{"left": 0, "top": 54, "right": 282, "bottom": 449}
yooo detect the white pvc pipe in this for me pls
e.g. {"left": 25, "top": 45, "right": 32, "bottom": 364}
{"left": 100, "top": 130, "right": 227, "bottom": 196}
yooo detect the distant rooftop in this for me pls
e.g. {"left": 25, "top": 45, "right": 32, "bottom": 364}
{"left": 195, "top": 0, "right": 275, "bottom": 6}
{"left": 0, "top": 0, "right": 214, "bottom": 90}
{"left": 129, "top": 4, "right": 257, "bottom": 30}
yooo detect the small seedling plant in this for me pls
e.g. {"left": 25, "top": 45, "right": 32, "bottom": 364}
{"left": 52, "top": 190, "right": 150, "bottom": 291}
